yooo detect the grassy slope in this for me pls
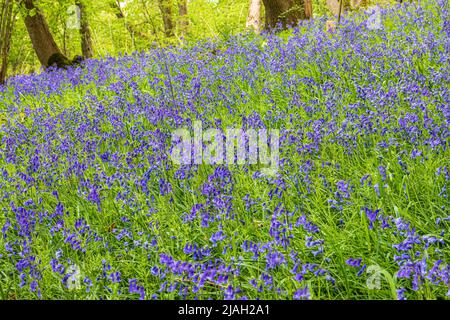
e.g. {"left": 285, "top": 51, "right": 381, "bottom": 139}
{"left": 0, "top": 1, "right": 449, "bottom": 299}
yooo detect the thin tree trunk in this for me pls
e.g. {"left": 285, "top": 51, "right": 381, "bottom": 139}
{"left": 76, "top": 0, "right": 93, "bottom": 59}
{"left": 177, "top": 0, "right": 188, "bottom": 38}
{"left": 304, "top": 0, "right": 313, "bottom": 18}
{"left": 0, "top": 0, "right": 14, "bottom": 84}
{"left": 158, "top": 0, "right": 174, "bottom": 37}
{"left": 246, "top": 0, "right": 261, "bottom": 33}
{"left": 62, "top": 16, "right": 67, "bottom": 56}
{"left": 338, "top": 0, "right": 343, "bottom": 23}
{"left": 111, "top": 0, "right": 148, "bottom": 41}
{"left": 328, "top": 0, "right": 354, "bottom": 17}
{"left": 22, "top": 0, "right": 68, "bottom": 67}
{"left": 140, "top": 0, "right": 158, "bottom": 37}
{"left": 262, "top": 0, "right": 311, "bottom": 29}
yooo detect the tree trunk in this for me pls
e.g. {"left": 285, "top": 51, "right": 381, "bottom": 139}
{"left": 140, "top": 0, "right": 158, "bottom": 37}
{"left": 177, "top": 0, "right": 188, "bottom": 38}
{"left": 76, "top": 0, "right": 93, "bottom": 59}
{"left": 246, "top": 0, "right": 261, "bottom": 33}
{"left": 262, "top": 0, "right": 312, "bottom": 29}
{"left": 158, "top": 0, "right": 174, "bottom": 37}
{"left": 22, "top": 0, "right": 67, "bottom": 67}
{"left": 304, "top": 0, "right": 313, "bottom": 19}
{"left": 0, "top": 0, "right": 14, "bottom": 84}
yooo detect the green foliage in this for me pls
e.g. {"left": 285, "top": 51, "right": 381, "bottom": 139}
{"left": 5, "top": 0, "right": 398, "bottom": 76}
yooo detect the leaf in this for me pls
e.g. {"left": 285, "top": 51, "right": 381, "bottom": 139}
{"left": 29, "top": 8, "right": 37, "bottom": 17}
{"left": 393, "top": 205, "right": 400, "bottom": 217}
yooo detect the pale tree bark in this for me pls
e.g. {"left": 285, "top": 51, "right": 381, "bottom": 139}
{"left": 158, "top": 0, "right": 174, "bottom": 37}
{"left": 351, "top": 0, "right": 367, "bottom": 8}
{"left": 327, "top": 0, "right": 361, "bottom": 18}
{"left": 246, "top": 0, "right": 261, "bottom": 33}
{"left": 76, "top": 0, "right": 93, "bottom": 59}
{"left": 177, "top": 0, "right": 188, "bottom": 38}
{"left": 326, "top": 0, "right": 340, "bottom": 17}
{"left": 0, "top": 0, "right": 15, "bottom": 84}
{"left": 22, "top": 0, "right": 68, "bottom": 67}
{"left": 262, "top": 0, "right": 312, "bottom": 29}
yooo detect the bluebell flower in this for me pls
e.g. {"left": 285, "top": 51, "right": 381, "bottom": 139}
{"left": 346, "top": 258, "right": 363, "bottom": 267}
{"left": 397, "top": 287, "right": 407, "bottom": 300}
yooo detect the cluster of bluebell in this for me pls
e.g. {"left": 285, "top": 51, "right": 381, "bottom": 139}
{"left": 0, "top": 1, "right": 448, "bottom": 299}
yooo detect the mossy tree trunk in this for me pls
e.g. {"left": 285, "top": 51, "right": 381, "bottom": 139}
{"left": 22, "top": 0, "right": 68, "bottom": 67}
{"left": 158, "top": 0, "right": 174, "bottom": 37}
{"left": 76, "top": 0, "right": 93, "bottom": 59}
{"left": 0, "top": 0, "right": 14, "bottom": 84}
{"left": 177, "top": 0, "right": 188, "bottom": 38}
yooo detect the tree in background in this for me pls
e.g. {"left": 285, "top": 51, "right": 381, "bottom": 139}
{"left": 3, "top": 0, "right": 389, "bottom": 77}
{"left": 158, "top": 0, "right": 174, "bottom": 37}
{"left": 305, "top": 0, "right": 313, "bottom": 18}
{"left": 327, "top": 0, "right": 367, "bottom": 18}
{"left": 0, "top": 0, "right": 15, "bottom": 84}
{"left": 351, "top": 0, "right": 367, "bottom": 7}
{"left": 262, "top": 0, "right": 313, "bottom": 29}
{"left": 177, "top": 0, "right": 188, "bottom": 39}
{"left": 111, "top": 0, "right": 149, "bottom": 48}
{"left": 75, "top": 0, "right": 93, "bottom": 59}
{"left": 246, "top": 0, "right": 261, "bottom": 33}
{"left": 21, "top": 0, "right": 71, "bottom": 67}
